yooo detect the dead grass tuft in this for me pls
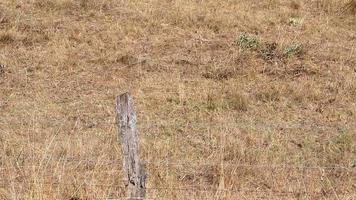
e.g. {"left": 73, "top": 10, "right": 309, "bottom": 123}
{"left": 202, "top": 68, "right": 235, "bottom": 81}
{"left": 290, "top": 0, "right": 301, "bottom": 10}
{"left": 255, "top": 86, "right": 281, "bottom": 103}
{"left": 0, "top": 31, "right": 16, "bottom": 44}
{"left": 341, "top": 0, "right": 356, "bottom": 14}
{"left": 207, "top": 91, "right": 249, "bottom": 112}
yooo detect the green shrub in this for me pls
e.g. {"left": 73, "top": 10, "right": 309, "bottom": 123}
{"left": 236, "top": 32, "right": 259, "bottom": 49}
{"left": 283, "top": 43, "right": 303, "bottom": 57}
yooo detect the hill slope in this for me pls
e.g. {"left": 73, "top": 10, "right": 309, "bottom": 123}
{"left": 0, "top": 0, "right": 355, "bottom": 199}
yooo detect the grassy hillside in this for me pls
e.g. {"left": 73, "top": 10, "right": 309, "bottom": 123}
{"left": 0, "top": 0, "right": 355, "bottom": 199}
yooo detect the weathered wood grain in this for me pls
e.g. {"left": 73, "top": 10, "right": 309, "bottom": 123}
{"left": 116, "top": 93, "right": 146, "bottom": 199}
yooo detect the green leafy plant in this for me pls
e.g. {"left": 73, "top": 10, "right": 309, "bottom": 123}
{"left": 237, "top": 32, "right": 259, "bottom": 49}
{"left": 283, "top": 43, "right": 303, "bottom": 57}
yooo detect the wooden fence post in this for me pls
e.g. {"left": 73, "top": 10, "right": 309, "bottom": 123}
{"left": 116, "top": 93, "right": 147, "bottom": 199}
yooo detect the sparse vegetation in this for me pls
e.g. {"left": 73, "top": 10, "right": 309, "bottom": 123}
{"left": 237, "top": 34, "right": 305, "bottom": 62}
{"left": 283, "top": 43, "right": 304, "bottom": 57}
{"left": 0, "top": 0, "right": 355, "bottom": 199}
{"left": 236, "top": 32, "right": 259, "bottom": 49}
{"left": 288, "top": 17, "right": 304, "bottom": 26}
{"left": 259, "top": 42, "right": 278, "bottom": 61}
{"left": 255, "top": 86, "right": 281, "bottom": 103}
{"left": 207, "top": 92, "right": 249, "bottom": 112}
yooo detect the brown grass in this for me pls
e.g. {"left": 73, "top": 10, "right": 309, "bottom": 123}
{"left": 342, "top": 0, "right": 356, "bottom": 14}
{"left": 0, "top": 0, "right": 355, "bottom": 199}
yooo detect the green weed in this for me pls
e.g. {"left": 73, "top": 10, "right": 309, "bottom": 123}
{"left": 237, "top": 32, "right": 259, "bottom": 49}
{"left": 283, "top": 43, "right": 303, "bottom": 57}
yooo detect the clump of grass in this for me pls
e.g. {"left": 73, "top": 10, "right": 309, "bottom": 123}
{"left": 166, "top": 97, "right": 180, "bottom": 105}
{"left": 33, "top": 0, "right": 57, "bottom": 10}
{"left": 324, "top": 130, "right": 352, "bottom": 164}
{"left": 288, "top": 17, "right": 303, "bottom": 26}
{"left": 207, "top": 95, "right": 221, "bottom": 111}
{"left": 33, "top": 0, "right": 98, "bottom": 12}
{"left": 283, "top": 43, "right": 304, "bottom": 57}
{"left": 225, "top": 93, "right": 249, "bottom": 111}
{"left": 207, "top": 93, "right": 249, "bottom": 112}
{"left": 341, "top": 0, "right": 356, "bottom": 14}
{"left": 255, "top": 87, "right": 281, "bottom": 102}
{"left": 259, "top": 42, "right": 278, "bottom": 61}
{"left": 315, "top": 0, "right": 335, "bottom": 13}
{"left": 290, "top": 0, "right": 301, "bottom": 10}
{"left": 79, "top": 0, "right": 89, "bottom": 9}
{"left": 0, "top": 31, "right": 15, "bottom": 44}
{"left": 236, "top": 32, "right": 259, "bottom": 49}
{"left": 0, "top": 9, "right": 11, "bottom": 25}
{"left": 237, "top": 34, "right": 305, "bottom": 62}
{"left": 202, "top": 68, "right": 235, "bottom": 81}
{"left": 0, "top": 64, "right": 5, "bottom": 76}
{"left": 352, "top": 157, "right": 356, "bottom": 167}
{"left": 333, "top": 130, "right": 352, "bottom": 153}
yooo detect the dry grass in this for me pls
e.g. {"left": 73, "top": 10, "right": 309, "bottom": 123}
{"left": 0, "top": 0, "right": 355, "bottom": 199}
{"left": 342, "top": 0, "right": 356, "bottom": 14}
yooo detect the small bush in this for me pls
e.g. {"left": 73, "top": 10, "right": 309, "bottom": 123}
{"left": 283, "top": 43, "right": 303, "bottom": 57}
{"left": 236, "top": 32, "right": 259, "bottom": 49}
